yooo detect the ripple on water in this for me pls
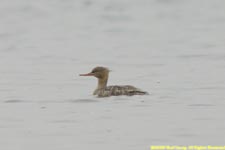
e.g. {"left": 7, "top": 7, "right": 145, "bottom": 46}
{"left": 192, "top": 117, "right": 214, "bottom": 121}
{"left": 4, "top": 99, "right": 29, "bottom": 103}
{"left": 50, "top": 119, "right": 78, "bottom": 124}
{"left": 188, "top": 104, "right": 215, "bottom": 107}
{"left": 66, "top": 99, "right": 99, "bottom": 103}
{"left": 173, "top": 133, "right": 196, "bottom": 138}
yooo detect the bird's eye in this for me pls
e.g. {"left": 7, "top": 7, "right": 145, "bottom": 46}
{"left": 91, "top": 70, "right": 96, "bottom": 73}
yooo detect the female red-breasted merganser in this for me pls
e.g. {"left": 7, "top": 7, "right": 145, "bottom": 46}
{"left": 80, "top": 66, "right": 148, "bottom": 97}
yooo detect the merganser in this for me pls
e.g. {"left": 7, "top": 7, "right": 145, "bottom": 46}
{"left": 80, "top": 66, "right": 148, "bottom": 97}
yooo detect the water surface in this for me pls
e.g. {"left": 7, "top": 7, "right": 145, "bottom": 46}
{"left": 0, "top": 0, "right": 225, "bottom": 149}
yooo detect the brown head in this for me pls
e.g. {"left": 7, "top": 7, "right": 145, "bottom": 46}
{"left": 80, "top": 66, "right": 110, "bottom": 79}
{"left": 80, "top": 67, "right": 110, "bottom": 94}
{"left": 80, "top": 67, "right": 110, "bottom": 90}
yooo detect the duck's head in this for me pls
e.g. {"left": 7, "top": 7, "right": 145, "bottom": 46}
{"left": 80, "top": 66, "right": 110, "bottom": 79}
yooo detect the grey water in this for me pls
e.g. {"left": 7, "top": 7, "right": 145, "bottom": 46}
{"left": 0, "top": 0, "right": 225, "bottom": 149}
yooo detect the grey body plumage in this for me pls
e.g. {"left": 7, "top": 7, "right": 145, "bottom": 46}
{"left": 94, "top": 85, "right": 148, "bottom": 97}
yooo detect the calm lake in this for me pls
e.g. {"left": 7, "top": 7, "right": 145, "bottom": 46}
{"left": 0, "top": 0, "right": 225, "bottom": 149}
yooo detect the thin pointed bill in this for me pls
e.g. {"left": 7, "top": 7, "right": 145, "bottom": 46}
{"left": 79, "top": 72, "right": 94, "bottom": 76}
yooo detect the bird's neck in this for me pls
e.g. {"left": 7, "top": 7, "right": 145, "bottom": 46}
{"left": 97, "top": 75, "right": 108, "bottom": 89}
{"left": 93, "top": 73, "right": 109, "bottom": 95}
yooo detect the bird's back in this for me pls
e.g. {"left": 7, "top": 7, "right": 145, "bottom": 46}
{"left": 96, "top": 85, "right": 148, "bottom": 97}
